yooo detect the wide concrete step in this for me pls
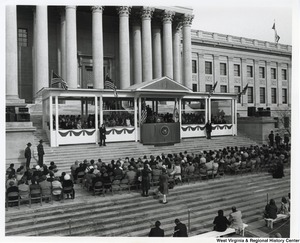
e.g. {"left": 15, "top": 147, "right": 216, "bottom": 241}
{"left": 5, "top": 171, "right": 290, "bottom": 236}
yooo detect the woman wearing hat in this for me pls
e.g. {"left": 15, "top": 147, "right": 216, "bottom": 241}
{"left": 158, "top": 167, "right": 169, "bottom": 204}
{"left": 24, "top": 142, "right": 32, "bottom": 170}
{"left": 37, "top": 139, "right": 45, "bottom": 167}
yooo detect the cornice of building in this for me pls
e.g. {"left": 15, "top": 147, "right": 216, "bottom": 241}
{"left": 191, "top": 29, "right": 292, "bottom": 56}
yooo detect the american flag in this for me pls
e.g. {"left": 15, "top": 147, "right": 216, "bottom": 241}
{"left": 208, "top": 81, "right": 218, "bottom": 98}
{"left": 140, "top": 101, "right": 147, "bottom": 124}
{"left": 51, "top": 71, "right": 68, "bottom": 90}
{"left": 237, "top": 83, "right": 249, "bottom": 98}
{"left": 104, "top": 75, "right": 118, "bottom": 97}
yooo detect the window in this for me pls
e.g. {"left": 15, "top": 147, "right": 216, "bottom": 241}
{"left": 259, "top": 67, "right": 265, "bottom": 78}
{"left": 220, "top": 85, "right": 227, "bottom": 93}
{"left": 18, "top": 28, "right": 28, "bottom": 47}
{"left": 205, "top": 61, "right": 212, "bottom": 75}
{"left": 234, "top": 64, "right": 240, "bottom": 77}
{"left": 247, "top": 65, "right": 253, "bottom": 78}
{"left": 271, "top": 68, "right": 277, "bottom": 79}
{"left": 271, "top": 88, "right": 277, "bottom": 103}
{"left": 192, "top": 60, "right": 197, "bottom": 73}
{"left": 192, "top": 84, "right": 198, "bottom": 92}
{"left": 260, "top": 87, "right": 266, "bottom": 104}
{"left": 235, "top": 86, "right": 241, "bottom": 103}
{"left": 282, "top": 69, "right": 287, "bottom": 80}
{"left": 282, "top": 88, "right": 287, "bottom": 104}
{"left": 205, "top": 84, "right": 212, "bottom": 92}
{"left": 247, "top": 87, "right": 253, "bottom": 103}
{"left": 220, "top": 63, "right": 227, "bottom": 76}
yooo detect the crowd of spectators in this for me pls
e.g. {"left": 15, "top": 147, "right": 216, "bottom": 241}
{"left": 52, "top": 114, "right": 96, "bottom": 130}
{"left": 6, "top": 161, "right": 75, "bottom": 204}
{"left": 103, "top": 112, "right": 134, "bottom": 127}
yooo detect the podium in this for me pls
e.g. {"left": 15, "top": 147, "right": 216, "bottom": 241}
{"left": 141, "top": 122, "right": 180, "bottom": 145}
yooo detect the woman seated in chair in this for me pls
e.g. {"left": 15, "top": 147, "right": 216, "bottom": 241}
{"left": 62, "top": 174, "right": 75, "bottom": 199}
{"left": 52, "top": 177, "right": 63, "bottom": 201}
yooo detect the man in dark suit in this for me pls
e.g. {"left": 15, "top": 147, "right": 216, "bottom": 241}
{"left": 205, "top": 120, "right": 212, "bottom": 139}
{"left": 99, "top": 123, "right": 107, "bottom": 146}
{"left": 173, "top": 218, "right": 188, "bottom": 237}
{"left": 37, "top": 139, "right": 45, "bottom": 166}
{"left": 268, "top": 131, "right": 274, "bottom": 147}
{"left": 149, "top": 221, "right": 164, "bottom": 237}
{"left": 24, "top": 142, "right": 32, "bottom": 170}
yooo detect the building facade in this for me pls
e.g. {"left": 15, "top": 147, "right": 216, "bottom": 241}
{"left": 190, "top": 30, "right": 292, "bottom": 117}
{"left": 6, "top": 5, "right": 291, "bottom": 117}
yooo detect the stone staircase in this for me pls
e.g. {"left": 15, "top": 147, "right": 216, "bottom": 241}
{"left": 5, "top": 170, "right": 290, "bottom": 237}
{"left": 22, "top": 115, "right": 260, "bottom": 174}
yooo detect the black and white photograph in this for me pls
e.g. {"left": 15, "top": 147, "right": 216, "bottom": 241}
{"left": 3, "top": 0, "right": 299, "bottom": 241}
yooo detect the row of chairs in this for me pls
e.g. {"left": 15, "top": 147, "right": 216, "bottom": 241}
{"left": 6, "top": 186, "right": 74, "bottom": 210}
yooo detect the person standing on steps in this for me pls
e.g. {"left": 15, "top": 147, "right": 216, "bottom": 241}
{"left": 99, "top": 123, "right": 107, "bottom": 146}
{"left": 268, "top": 131, "right": 274, "bottom": 147}
{"left": 24, "top": 142, "right": 32, "bottom": 170}
{"left": 37, "top": 139, "right": 45, "bottom": 167}
{"left": 205, "top": 120, "right": 212, "bottom": 139}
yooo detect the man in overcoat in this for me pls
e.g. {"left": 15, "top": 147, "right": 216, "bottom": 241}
{"left": 24, "top": 142, "right": 32, "bottom": 170}
{"left": 99, "top": 123, "right": 107, "bottom": 146}
{"left": 37, "top": 139, "right": 45, "bottom": 166}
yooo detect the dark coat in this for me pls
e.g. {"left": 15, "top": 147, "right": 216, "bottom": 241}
{"left": 159, "top": 172, "right": 169, "bottom": 195}
{"left": 265, "top": 204, "right": 278, "bottom": 219}
{"left": 37, "top": 144, "right": 44, "bottom": 156}
{"left": 149, "top": 227, "right": 164, "bottom": 237}
{"left": 213, "top": 216, "right": 230, "bottom": 232}
{"left": 100, "top": 127, "right": 106, "bottom": 139}
{"left": 141, "top": 168, "right": 151, "bottom": 190}
{"left": 205, "top": 122, "right": 212, "bottom": 133}
{"left": 173, "top": 222, "right": 188, "bottom": 237}
{"left": 24, "top": 147, "right": 31, "bottom": 159}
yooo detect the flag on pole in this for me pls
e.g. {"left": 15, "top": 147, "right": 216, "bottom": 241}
{"left": 173, "top": 101, "right": 179, "bottom": 122}
{"left": 140, "top": 100, "right": 147, "bottom": 124}
{"left": 208, "top": 81, "right": 218, "bottom": 98}
{"left": 238, "top": 83, "right": 249, "bottom": 97}
{"left": 272, "top": 21, "right": 280, "bottom": 43}
{"left": 51, "top": 71, "right": 68, "bottom": 90}
{"left": 104, "top": 74, "right": 118, "bottom": 97}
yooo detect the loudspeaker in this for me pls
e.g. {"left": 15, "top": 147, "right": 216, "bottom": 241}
{"left": 247, "top": 107, "right": 256, "bottom": 117}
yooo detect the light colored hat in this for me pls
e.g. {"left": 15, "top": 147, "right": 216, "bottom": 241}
{"left": 64, "top": 174, "right": 71, "bottom": 180}
{"left": 35, "top": 165, "right": 40, "bottom": 170}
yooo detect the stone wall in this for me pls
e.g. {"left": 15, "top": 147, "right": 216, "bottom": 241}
{"left": 237, "top": 117, "right": 277, "bottom": 144}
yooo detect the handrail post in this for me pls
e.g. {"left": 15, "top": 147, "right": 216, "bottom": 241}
{"left": 68, "top": 219, "right": 72, "bottom": 236}
{"left": 188, "top": 209, "right": 191, "bottom": 232}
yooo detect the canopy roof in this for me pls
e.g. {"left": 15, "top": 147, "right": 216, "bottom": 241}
{"left": 127, "top": 76, "right": 192, "bottom": 94}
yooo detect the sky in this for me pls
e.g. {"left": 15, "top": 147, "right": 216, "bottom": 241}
{"left": 191, "top": 0, "right": 292, "bottom": 45}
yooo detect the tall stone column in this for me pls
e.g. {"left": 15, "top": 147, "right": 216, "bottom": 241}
{"left": 228, "top": 57, "right": 235, "bottom": 93}
{"left": 6, "top": 5, "right": 20, "bottom": 101}
{"left": 117, "top": 6, "right": 131, "bottom": 89}
{"left": 213, "top": 55, "right": 220, "bottom": 92}
{"left": 173, "top": 22, "right": 182, "bottom": 83}
{"left": 132, "top": 14, "right": 142, "bottom": 84}
{"left": 66, "top": 6, "right": 78, "bottom": 89}
{"left": 141, "top": 7, "right": 154, "bottom": 82}
{"left": 152, "top": 20, "right": 162, "bottom": 79}
{"left": 266, "top": 62, "right": 272, "bottom": 106}
{"left": 198, "top": 54, "right": 205, "bottom": 92}
{"left": 35, "top": 6, "right": 49, "bottom": 95}
{"left": 241, "top": 58, "right": 248, "bottom": 106}
{"left": 162, "top": 10, "right": 174, "bottom": 78}
{"left": 92, "top": 6, "right": 104, "bottom": 89}
{"left": 254, "top": 60, "right": 260, "bottom": 105}
{"left": 60, "top": 10, "right": 66, "bottom": 80}
{"left": 182, "top": 14, "right": 193, "bottom": 89}
{"left": 277, "top": 63, "right": 282, "bottom": 105}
